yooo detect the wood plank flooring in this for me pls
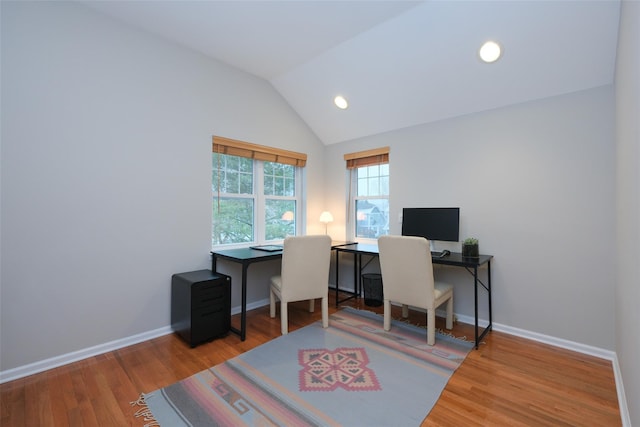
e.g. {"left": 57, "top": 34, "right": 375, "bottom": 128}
{"left": 0, "top": 291, "right": 621, "bottom": 426}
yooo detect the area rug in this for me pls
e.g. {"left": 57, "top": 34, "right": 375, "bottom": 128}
{"left": 132, "top": 307, "right": 473, "bottom": 426}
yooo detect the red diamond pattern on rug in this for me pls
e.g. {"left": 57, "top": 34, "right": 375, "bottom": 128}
{"left": 298, "top": 347, "right": 381, "bottom": 392}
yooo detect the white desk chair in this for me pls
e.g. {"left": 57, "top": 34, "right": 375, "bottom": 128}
{"left": 270, "top": 235, "right": 331, "bottom": 335}
{"left": 378, "top": 235, "right": 454, "bottom": 345}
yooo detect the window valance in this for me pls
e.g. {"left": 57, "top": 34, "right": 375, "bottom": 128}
{"left": 344, "top": 146, "right": 389, "bottom": 169}
{"left": 212, "top": 136, "right": 307, "bottom": 167}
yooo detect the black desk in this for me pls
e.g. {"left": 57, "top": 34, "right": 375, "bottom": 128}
{"left": 212, "top": 243, "right": 492, "bottom": 348}
{"left": 333, "top": 243, "right": 379, "bottom": 305}
{"left": 333, "top": 243, "right": 493, "bottom": 349}
{"left": 211, "top": 248, "right": 282, "bottom": 341}
{"left": 211, "top": 242, "right": 355, "bottom": 341}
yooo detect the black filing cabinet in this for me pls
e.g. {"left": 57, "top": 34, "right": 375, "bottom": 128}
{"left": 171, "top": 270, "right": 231, "bottom": 347}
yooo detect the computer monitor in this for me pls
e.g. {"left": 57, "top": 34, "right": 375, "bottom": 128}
{"left": 401, "top": 208, "right": 460, "bottom": 249}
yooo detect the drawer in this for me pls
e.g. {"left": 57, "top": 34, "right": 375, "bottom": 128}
{"left": 192, "top": 283, "right": 227, "bottom": 308}
{"left": 193, "top": 305, "right": 229, "bottom": 323}
{"left": 191, "top": 306, "right": 230, "bottom": 342}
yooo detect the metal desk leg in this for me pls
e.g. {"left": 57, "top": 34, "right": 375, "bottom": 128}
{"left": 335, "top": 250, "right": 340, "bottom": 307}
{"left": 354, "top": 252, "right": 359, "bottom": 297}
{"left": 474, "top": 266, "right": 479, "bottom": 349}
{"left": 472, "top": 260, "right": 493, "bottom": 349}
{"left": 212, "top": 255, "right": 246, "bottom": 341}
{"left": 227, "top": 262, "right": 248, "bottom": 341}
{"left": 239, "top": 263, "right": 248, "bottom": 341}
{"left": 487, "top": 261, "right": 492, "bottom": 329}
{"left": 335, "top": 250, "right": 366, "bottom": 306}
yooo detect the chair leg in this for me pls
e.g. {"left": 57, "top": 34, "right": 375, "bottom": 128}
{"left": 383, "top": 299, "right": 392, "bottom": 331}
{"left": 269, "top": 289, "right": 276, "bottom": 318}
{"left": 427, "top": 308, "right": 436, "bottom": 346}
{"left": 445, "top": 296, "right": 453, "bottom": 330}
{"left": 280, "top": 301, "right": 288, "bottom": 335}
{"left": 402, "top": 304, "right": 409, "bottom": 318}
{"left": 309, "top": 299, "right": 315, "bottom": 313}
{"left": 321, "top": 296, "right": 328, "bottom": 329}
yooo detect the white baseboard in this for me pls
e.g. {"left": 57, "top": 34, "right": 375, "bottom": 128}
{"left": 0, "top": 302, "right": 631, "bottom": 426}
{"left": 0, "top": 300, "right": 275, "bottom": 384}
{"left": 449, "top": 312, "right": 490, "bottom": 329}
{"left": 491, "top": 321, "right": 616, "bottom": 360}
{"left": 611, "top": 354, "right": 632, "bottom": 427}
{"left": 0, "top": 326, "right": 173, "bottom": 384}
{"left": 233, "top": 298, "right": 270, "bottom": 315}
{"left": 470, "top": 318, "right": 630, "bottom": 426}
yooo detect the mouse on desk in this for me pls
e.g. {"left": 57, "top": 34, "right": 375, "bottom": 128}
{"left": 439, "top": 250, "right": 451, "bottom": 258}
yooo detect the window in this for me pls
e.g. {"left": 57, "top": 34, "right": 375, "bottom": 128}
{"left": 263, "top": 161, "right": 297, "bottom": 241}
{"left": 345, "top": 147, "right": 390, "bottom": 240}
{"left": 212, "top": 136, "right": 306, "bottom": 247}
{"left": 212, "top": 154, "right": 255, "bottom": 245}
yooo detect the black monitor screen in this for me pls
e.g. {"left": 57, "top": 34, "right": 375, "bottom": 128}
{"left": 401, "top": 207, "right": 460, "bottom": 242}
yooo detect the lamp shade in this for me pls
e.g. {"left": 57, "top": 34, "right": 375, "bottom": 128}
{"left": 281, "top": 211, "right": 294, "bottom": 221}
{"left": 319, "top": 211, "right": 334, "bottom": 224}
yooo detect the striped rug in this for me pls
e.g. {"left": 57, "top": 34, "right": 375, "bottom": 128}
{"left": 132, "top": 307, "right": 472, "bottom": 426}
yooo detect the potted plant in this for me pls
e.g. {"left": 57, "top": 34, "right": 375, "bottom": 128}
{"left": 462, "top": 237, "right": 479, "bottom": 258}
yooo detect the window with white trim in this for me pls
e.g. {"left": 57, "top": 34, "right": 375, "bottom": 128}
{"left": 345, "top": 147, "right": 390, "bottom": 241}
{"left": 212, "top": 137, "right": 306, "bottom": 247}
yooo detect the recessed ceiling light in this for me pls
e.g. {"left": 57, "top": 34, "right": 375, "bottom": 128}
{"left": 479, "top": 41, "right": 502, "bottom": 63}
{"left": 334, "top": 95, "right": 348, "bottom": 109}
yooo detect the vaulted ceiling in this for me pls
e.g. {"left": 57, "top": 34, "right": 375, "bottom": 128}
{"left": 81, "top": 1, "right": 621, "bottom": 145}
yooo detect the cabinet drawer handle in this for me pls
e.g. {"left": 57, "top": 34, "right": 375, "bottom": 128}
{"left": 200, "top": 308, "right": 223, "bottom": 317}
{"left": 201, "top": 295, "right": 223, "bottom": 303}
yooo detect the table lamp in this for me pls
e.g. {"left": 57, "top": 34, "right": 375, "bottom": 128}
{"left": 281, "top": 211, "right": 294, "bottom": 221}
{"left": 319, "top": 211, "right": 333, "bottom": 234}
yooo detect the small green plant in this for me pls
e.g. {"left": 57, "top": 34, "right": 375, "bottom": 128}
{"left": 462, "top": 237, "right": 479, "bottom": 257}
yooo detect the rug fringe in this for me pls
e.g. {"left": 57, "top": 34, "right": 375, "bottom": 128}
{"left": 392, "top": 316, "right": 485, "bottom": 345}
{"left": 130, "top": 393, "right": 160, "bottom": 427}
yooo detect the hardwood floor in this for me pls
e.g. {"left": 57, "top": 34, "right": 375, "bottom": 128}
{"left": 1, "top": 291, "right": 621, "bottom": 426}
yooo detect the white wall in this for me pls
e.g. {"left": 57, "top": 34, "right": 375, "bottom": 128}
{"left": 615, "top": 1, "right": 640, "bottom": 425}
{"left": 325, "top": 86, "right": 616, "bottom": 350}
{"left": 0, "top": 3, "right": 631, "bottom": 405}
{"left": 0, "top": 2, "right": 324, "bottom": 372}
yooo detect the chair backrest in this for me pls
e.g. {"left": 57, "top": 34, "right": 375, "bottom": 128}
{"left": 378, "top": 235, "right": 435, "bottom": 307}
{"left": 280, "top": 235, "right": 332, "bottom": 301}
